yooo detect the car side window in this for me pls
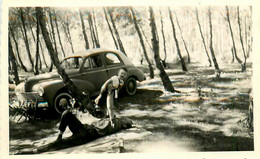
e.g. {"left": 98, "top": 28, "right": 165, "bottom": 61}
{"left": 105, "top": 53, "right": 121, "bottom": 66}
{"left": 83, "top": 55, "right": 103, "bottom": 69}
{"left": 61, "top": 57, "right": 83, "bottom": 69}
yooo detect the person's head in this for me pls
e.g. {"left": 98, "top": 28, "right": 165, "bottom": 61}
{"left": 118, "top": 68, "right": 128, "bottom": 80}
{"left": 120, "top": 117, "right": 133, "bottom": 129}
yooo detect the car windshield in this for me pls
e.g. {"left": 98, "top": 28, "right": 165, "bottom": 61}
{"left": 60, "top": 57, "right": 83, "bottom": 70}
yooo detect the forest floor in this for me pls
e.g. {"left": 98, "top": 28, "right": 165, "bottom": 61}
{"left": 9, "top": 62, "right": 253, "bottom": 154}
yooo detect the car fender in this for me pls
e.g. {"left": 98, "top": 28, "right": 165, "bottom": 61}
{"left": 39, "top": 79, "right": 96, "bottom": 107}
{"left": 126, "top": 67, "right": 146, "bottom": 82}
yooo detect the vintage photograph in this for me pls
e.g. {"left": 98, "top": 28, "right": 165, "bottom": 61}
{"left": 6, "top": 4, "right": 254, "bottom": 155}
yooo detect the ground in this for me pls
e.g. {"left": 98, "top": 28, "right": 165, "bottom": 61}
{"left": 9, "top": 62, "right": 253, "bottom": 154}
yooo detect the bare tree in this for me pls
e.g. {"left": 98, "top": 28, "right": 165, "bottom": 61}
{"left": 79, "top": 10, "right": 90, "bottom": 50}
{"left": 103, "top": 8, "right": 118, "bottom": 50}
{"left": 108, "top": 8, "right": 126, "bottom": 55}
{"left": 160, "top": 11, "right": 167, "bottom": 67}
{"left": 63, "top": 14, "right": 75, "bottom": 53}
{"left": 174, "top": 11, "right": 191, "bottom": 63}
{"left": 130, "top": 7, "right": 154, "bottom": 79}
{"left": 49, "top": 9, "right": 58, "bottom": 54}
{"left": 36, "top": 7, "right": 97, "bottom": 116}
{"left": 9, "top": 25, "right": 28, "bottom": 72}
{"left": 87, "top": 12, "right": 100, "bottom": 48}
{"left": 168, "top": 8, "right": 187, "bottom": 72}
{"left": 195, "top": 8, "right": 212, "bottom": 67}
{"left": 92, "top": 11, "right": 100, "bottom": 47}
{"left": 19, "top": 8, "right": 34, "bottom": 71}
{"left": 9, "top": 36, "right": 20, "bottom": 85}
{"left": 208, "top": 7, "right": 220, "bottom": 73}
{"left": 226, "top": 6, "right": 244, "bottom": 71}
{"left": 54, "top": 10, "right": 66, "bottom": 57}
{"left": 149, "top": 7, "right": 175, "bottom": 92}
{"left": 35, "top": 11, "right": 40, "bottom": 75}
{"left": 237, "top": 6, "right": 247, "bottom": 71}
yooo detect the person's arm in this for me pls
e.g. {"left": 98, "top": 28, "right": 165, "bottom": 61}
{"left": 95, "top": 79, "right": 113, "bottom": 104}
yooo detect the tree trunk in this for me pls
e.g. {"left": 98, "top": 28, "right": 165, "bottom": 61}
{"left": 175, "top": 12, "right": 191, "bottom": 63}
{"left": 35, "top": 13, "right": 40, "bottom": 75}
{"left": 108, "top": 8, "right": 126, "bottom": 55}
{"left": 139, "top": 23, "right": 153, "bottom": 50}
{"left": 20, "top": 8, "right": 34, "bottom": 71}
{"left": 149, "top": 7, "right": 175, "bottom": 92}
{"left": 92, "top": 11, "right": 100, "bottom": 47}
{"left": 36, "top": 7, "right": 96, "bottom": 116}
{"left": 9, "top": 36, "right": 20, "bottom": 85}
{"left": 9, "top": 25, "right": 28, "bottom": 72}
{"left": 39, "top": 35, "right": 49, "bottom": 68}
{"left": 49, "top": 9, "right": 58, "bottom": 54}
{"left": 103, "top": 8, "right": 118, "bottom": 50}
{"left": 208, "top": 7, "right": 220, "bottom": 72}
{"left": 237, "top": 6, "right": 246, "bottom": 72}
{"left": 160, "top": 11, "right": 167, "bottom": 67}
{"left": 168, "top": 8, "right": 187, "bottom": 72}
{"left": 231, "top": 47, "right": 235, "bottom": 63}
{"left": 195, "top": 8, "right": 212, "bottom": 67}
{"left": 65, "top": 15, "right": 75, "bottom": 53}
{"left": 79, "top": 10, "right": 90, "bottom": 50}
{"left": 226, "top": 6, "right": 243, "bottom": 70}
{"left": 131, "top": 8, "right": 154, "bottom": 79}
{"left": 87, "top": 12, "right": 100, "bottom": 48}
{"left": 54, "top": 10, "right": 66, "bottom": 57}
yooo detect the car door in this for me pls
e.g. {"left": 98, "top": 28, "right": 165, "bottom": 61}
{"left": 81, "top": 54, "right": 109, "bottom": 96}
{"left": 104, "top": 52, "right": 124, "bottom": 78}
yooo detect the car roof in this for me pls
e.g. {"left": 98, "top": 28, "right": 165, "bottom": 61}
{"left": 64, "top": 48, "right": 134, "bottom": 67}
{"left": 65, "top": 48, "right": 122, "bottom": 58}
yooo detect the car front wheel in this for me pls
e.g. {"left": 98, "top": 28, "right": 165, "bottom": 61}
{"left": 125, "top": 77, "right": 137, "bottom": 96}
{"left": 54, "top": 92, "right": 73, "bottom": 114}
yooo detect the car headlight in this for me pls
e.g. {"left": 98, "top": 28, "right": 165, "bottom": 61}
{"left": 15, "top": 82, "right": 25, "bottom": 96}
{"left": 32, "top": 85, "right": 44, "bottom": 96}
{"left": 37, "top": 86, "right": 44, "bottom": 96}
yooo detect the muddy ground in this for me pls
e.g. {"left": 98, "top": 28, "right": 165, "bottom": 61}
{"left": 9, "top": 62, "right": 253, "bottom": 154}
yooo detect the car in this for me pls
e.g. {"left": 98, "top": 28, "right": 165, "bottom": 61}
{"left": 15, "top": 48, "right": 146, "bottom": 114}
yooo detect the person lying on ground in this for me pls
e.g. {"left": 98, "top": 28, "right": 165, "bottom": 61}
{"left": 17, "top": 109, "right": 133, "bottom": 154}
{"left": 95, "top": 68, "right": 128, "bottom": 127}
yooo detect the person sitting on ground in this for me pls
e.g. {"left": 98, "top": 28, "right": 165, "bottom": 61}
{"left": 95, "top": 68, "right": 128, "bottom": 127}
{"left": 17, "top": 109, "right": 133, "bottom": 154}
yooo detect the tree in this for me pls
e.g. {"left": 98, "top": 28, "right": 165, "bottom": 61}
{"left": 35, "top": 11, "right": 40, "bottom": 75}
{"left": 208, "top": 7, "right": 220, "bottom": 73}
{"left": 9, "top": 36, "right": 20, "bottom": 85}
{"left": 49, "top": 9, "right": 58, "bottom": 55}
{"left": 195, "top": 7, "right": 212, "bottom": 67}
{"left": 36, "top": 7, "right": 97, "bottom": 116}
{"left": 87, "top": 11, "right": 100, "bottom": 48}
{"left": 103, "top": 8, "right": 119, "bottom": 50}
{"left": 79, "top": 10, "right": 90, "bottom": 50}
{"left": 108, "top": 8, "right": 126, "bottom": 55}
{"left": 160, "top": 11, "right": 167, "bottom": 67}
{"left": 226, "top": 6, "right": 244, "bottom": 71}
{"left": 168, "top": 8, "right": 188, "bottom": 72}
{"left": 174, "top": 11, "right": 191, "bottom": 63}
{"left": 54, "top": 10, "right": 66, "bottom": 57}
{"left": 149, "top": 7, "right": 175, "bottom": 92}
{"left": 9, "top": 25, "right": 28, "bottom": 72}
{"left": 63, "top": 14, "right": 75, "bottom": 53}
{"left": 19, "top": 8, "right": 34, "bottom": 71}
{"left": 237, "top": 6, "right": 247, "bottom": 71}
{"left": 130, "top": 7, "right": 154, "bottom": 79}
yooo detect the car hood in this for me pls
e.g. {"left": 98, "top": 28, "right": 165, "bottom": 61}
{"left": 27, "top": 71, "right": 61, "bottom": 83}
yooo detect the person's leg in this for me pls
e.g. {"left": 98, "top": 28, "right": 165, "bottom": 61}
{"left": 106, "top": 92, "right": 115, "bottom": 127}
{"left": 58, "top": 110, "right": 84, "bottom": 134}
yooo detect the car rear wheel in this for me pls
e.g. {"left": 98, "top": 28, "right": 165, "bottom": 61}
{"left": 125, "top": 77, "right": 137, "bottom": 96}
{"left": 54, "top": 92, "right": 73, "bottom": 114}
